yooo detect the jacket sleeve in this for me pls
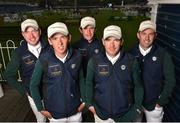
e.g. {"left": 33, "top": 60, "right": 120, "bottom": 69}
{"left": 79, "top": 67, "right": 85, "bottom": 102}
{"left": 4, "top": 50, "right": 26, "bottom": 95}
{"left": 30, "top": 60, "right": 44, "bottom": 111}
{"left": 85, "top": 59, "right": 94, "bottom": 108}
{"left": 132, "top": 58, "right": 144, "bottom": 109}
{"left": 157, "top": 51, "right": 176, "bottom": 106}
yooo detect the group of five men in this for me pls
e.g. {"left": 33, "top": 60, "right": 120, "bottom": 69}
{"left": 4, "top": 16, "right": 175, "bottom": 122}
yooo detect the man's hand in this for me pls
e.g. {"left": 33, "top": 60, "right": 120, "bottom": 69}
{"left": 89, "top": 106, "right": 96, "bottom": 114}
{"left": 25, "top": 92, "right": 29, "bottom": 96}
{"left": 40, "top": 110, "right": 52, "bottom": 119}
{"left": 78, "top": 103, "right": 85, "bottom": 112}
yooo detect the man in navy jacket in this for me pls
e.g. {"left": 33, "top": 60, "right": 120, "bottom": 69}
{"left": 86, "top": 25, "right": 143, "bottom": 122}
{"left": 129, "top": 20, "right": 176, "bottom": 122}
{"left": 30, "top": 22, "right": 85, "bottom": 122}
{"left": 4, "top": 19, "right": 46, "bottom": 122}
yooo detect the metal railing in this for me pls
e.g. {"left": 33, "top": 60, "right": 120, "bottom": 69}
{"left": 0, "top": 40, "right": 22, "bottom": 82}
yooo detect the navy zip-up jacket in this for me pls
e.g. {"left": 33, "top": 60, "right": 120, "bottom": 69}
{"left": 4, "top": 39, "right": 47, "bottom": 95}
{"left": 30, "top": 46, "right": 84, "bottom": 119}
{"left": 129, "top": 43, "right": 176, "bottom": 110}
{"left": 86, "top": 50, "right": 143, "bottom": 121}
{"left": 73, "top": 36, "right": 102, "bottom": 76}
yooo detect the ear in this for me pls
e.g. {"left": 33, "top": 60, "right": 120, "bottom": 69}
{"left": 137, "top": 32, "right": 140, "bottom": 39}
{"left": 102, "top": 38, "right": 105, "bottom": 46}
{"left": 68, "top": 34, "right": 72, "bottom": 43}
{"left": 22, "top": 32, "right": 25, "bottom": 37}
{"left": 94, "top": 28, "right": 96, "bottom": 33}
{"left": 39, "top": 29, "right": 41, "bottom": 35}
{"left": 79, "top": 27, "right": 83, "bottom": 34}
{"left": 120, "top": 39, "right": 124, "bottom": 46}
{"left": 48, "top": 38, "right": 52, "bottom": 45}
{"left": 154, "top": 32, "right": 157, "bottom": 39}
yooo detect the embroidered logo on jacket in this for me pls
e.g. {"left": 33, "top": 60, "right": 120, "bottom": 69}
{"left": 79, "top": 48, "right": 87, "bottom": 56}
{"left": 22, "top": 55, "right": 35, "bottom": 65}
{"left": 71, "top": 64, "right": 76, "bottom": 69}
{"left": 152, "top": 56, "right": 157, "bottom": 61}
{"left": 95, "top": 49, "right": 99, "bottom": 54}
{"left": 121, "top": 65, "right": 126, "bottom": 70}
{"left": 49, "top": 64, "right": 62, "bottom": 77}
{"left": 98, "top": 64, "right": 109, "bottom": 76}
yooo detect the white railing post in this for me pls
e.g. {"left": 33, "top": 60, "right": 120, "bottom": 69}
{"left": 6, "top": 40, "right": 21, "bottom": 81}
{"left": 0, "top": 83, "right": 4, "bottom": 98}
{"left": 6, "top": 40, "right": 16, "bottom": 63}
{"left": 0, "top": 40, "right": 22, "bottom": 82}
{"left": 0, "top": 43, "right": 6, "bottom": 70}
{"left": 0, "top": 63, "right": 4, "bottom": 98}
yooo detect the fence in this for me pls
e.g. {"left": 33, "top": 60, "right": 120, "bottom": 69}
{"left": 0, "top": 40, "right": 22, "bottom": 82}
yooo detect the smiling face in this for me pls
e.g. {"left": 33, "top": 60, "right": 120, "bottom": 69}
{"left": 80, "top": 25, "right": 95, "bottom": 42}
{"left": 48, "top": 33, "right": 71, "bottom": 58}
{"left": 22, "top": 27, "right": 41, "bottom": 46}
{"left": 137, "top": 28, "right": 156, "bottom": 50}
{"left": 103, "top": 36, "right": 123, "bottom": 58}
